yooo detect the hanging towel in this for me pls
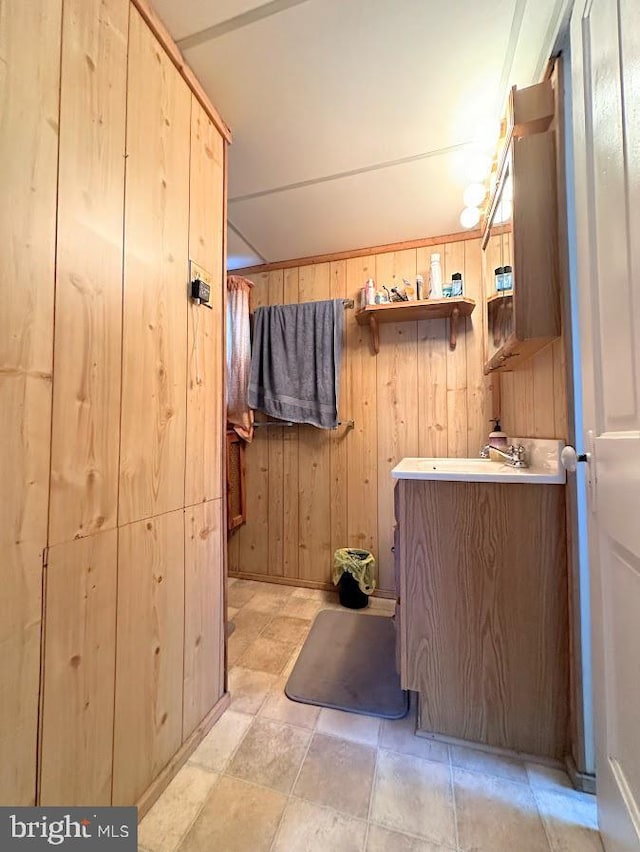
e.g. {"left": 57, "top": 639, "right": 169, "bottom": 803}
{"left": 248, "top": 299, "right": 344, "bottom": 429}
{"left": 226, "top": 275, "right": 254, "bottom": 442}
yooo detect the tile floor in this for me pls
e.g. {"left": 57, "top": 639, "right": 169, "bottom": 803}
{"left": 139, "top": 578, "right": 602, "bottom": 852}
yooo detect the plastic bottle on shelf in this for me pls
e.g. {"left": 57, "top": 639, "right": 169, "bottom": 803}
{"left": 430, "top": 253, "right": 443, "bottom": 299}
{"left": 494, "top": 267, "right": 504, "bottom": 292}
{"left": 365, "top": 278, "right": 376, "bottom": 305}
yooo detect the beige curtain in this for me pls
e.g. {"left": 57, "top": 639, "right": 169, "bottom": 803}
{"left": 226, "top": 275, "right": 254, "bottom": 442}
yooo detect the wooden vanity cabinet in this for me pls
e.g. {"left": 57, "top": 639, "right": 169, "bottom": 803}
{"left": 395, "top": 479, "right": 569, "bottom": 760}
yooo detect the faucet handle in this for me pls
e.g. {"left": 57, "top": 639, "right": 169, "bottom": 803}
{"left": 510, "top": 444, "right": 526, "bottom": 461}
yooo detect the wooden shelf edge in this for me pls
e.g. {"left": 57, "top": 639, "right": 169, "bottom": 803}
{"left": 355, "top": 297, "right": 475, "bottom": 353}
{"left": 487, "top": 291, "right": 514, "bottom": 304}
{"left": 484, "top": 335, "right": 559, "bottom": 374}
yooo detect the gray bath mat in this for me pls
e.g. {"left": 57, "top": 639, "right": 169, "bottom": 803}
{"left": 285, "top": 609, "right": 409, "bottom": 719}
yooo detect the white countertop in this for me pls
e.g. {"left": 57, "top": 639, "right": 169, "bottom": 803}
{"left": 391, "top": 439, "right": 566, "bottom": 484}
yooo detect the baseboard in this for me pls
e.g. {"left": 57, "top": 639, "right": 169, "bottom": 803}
{"left": 228, "top": 571, "right": 395, "bottom": 599}
{"left": 565, "top": 753, "right": 597, "bottom": 795}
{"left": 414, "top": 726, "right": 565, "bottom": 770}
{"left": 136, "top": 692, "right": 231, "bottom": 820}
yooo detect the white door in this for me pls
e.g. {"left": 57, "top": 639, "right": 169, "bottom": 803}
{"left": 570, "top": 0, "right": 640, "bottom": 849}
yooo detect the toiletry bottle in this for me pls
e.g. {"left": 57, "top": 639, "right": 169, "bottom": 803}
{"left": 494, "top": 267, "right": 504, "bottom": 292}
{"left": 416, "top": 274, "right": 424, "bottom": 300}
{"left": 488, "top": 418, "right": 508, "bottom": 462}
{"left": 365, "top": 278, "right": 376, "bottom": 305}
{"left": 502, "top": 266, "right": 513, "bottom": 291}
{"left": 451, "top": 272, "right": 463, "bottom": 296}
{"left": 430, "top": 253, "right": 443, "bottom": 299}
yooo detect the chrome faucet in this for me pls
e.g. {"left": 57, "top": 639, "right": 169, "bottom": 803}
{"left": 479, "top": 444, "right": 528, "bottom": 468}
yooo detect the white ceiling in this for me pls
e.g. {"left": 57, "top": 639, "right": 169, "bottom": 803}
{"left": 152, "top": 0, "right": 569, "bottom": 268}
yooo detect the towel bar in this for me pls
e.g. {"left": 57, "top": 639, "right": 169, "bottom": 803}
{"left": 254, "top": 419, "right": 354, "bottom": 430}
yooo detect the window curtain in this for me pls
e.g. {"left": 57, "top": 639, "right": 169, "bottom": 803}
{"left": 226, "top": 275, "right": 254, "bottom": 442}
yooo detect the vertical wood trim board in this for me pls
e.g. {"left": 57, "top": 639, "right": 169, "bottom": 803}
{"left": 231, "top": 237, "right": 562, "bottom": 592}
{"left": 0, "top": 0, "right": 62, "bottom": 806}
{"left": 118, "top": 7, "right": 190, "bottom": 526}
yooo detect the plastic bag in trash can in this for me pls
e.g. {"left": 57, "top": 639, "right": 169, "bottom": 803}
{"left": 332, "top": 548, "right": 377, "bottom": 595}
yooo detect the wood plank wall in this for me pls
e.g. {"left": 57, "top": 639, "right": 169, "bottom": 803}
{"left": 2, "top": 0, "right": 228, "bottom": 809}
{"left": 229, "top": 239, "right": 497, "bottom": 593}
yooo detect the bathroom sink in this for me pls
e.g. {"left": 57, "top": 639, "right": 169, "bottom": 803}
{"left": 391, "top": 439, "right": 566, "bottom": 484}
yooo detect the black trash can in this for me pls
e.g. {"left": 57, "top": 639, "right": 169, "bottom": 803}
{"left": 338, "top": 571, "right": 369, "bottom": 609}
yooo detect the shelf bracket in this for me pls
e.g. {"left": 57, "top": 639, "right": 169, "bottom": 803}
{"left": 449, "top": 307, "right": 460, "bottom": 350}
{"left": 369, "top": 315, "right": 380, "bottom": 354}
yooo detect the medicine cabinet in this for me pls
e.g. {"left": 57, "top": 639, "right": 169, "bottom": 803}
{"left": 482, "top": 80, "right": 561, "bottom": 373}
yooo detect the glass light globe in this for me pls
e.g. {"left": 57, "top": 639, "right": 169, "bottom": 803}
{"left": 465, "top": 152, "right": 492, "bottom": 183}
{"left": 463, "top": 182, "right": 487, "bottom": 208}
{"left": 460, "top": 206, "right": 481, "bottom": 229}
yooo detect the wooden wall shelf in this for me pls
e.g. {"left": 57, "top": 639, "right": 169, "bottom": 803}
{"left": 355, "top": 297, "right": 475, "bottom": 353}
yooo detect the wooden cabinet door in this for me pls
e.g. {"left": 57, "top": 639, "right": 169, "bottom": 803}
{"left": 185, "top": 100, "right": 225, "bottom": 508}
{"left": 183, "top": 500, "right": 225, "bottom": 738}
{"left": 0, "top": 0, "right": 62, "bottom": 805}
{"left": 118, "top": 8, "right": 190, "bottom": 526}
{"left": 112, "top": 510, "right": 185, "bottom": 805}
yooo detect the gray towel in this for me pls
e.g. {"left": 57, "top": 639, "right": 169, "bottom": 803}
{"left": 248, "top": 300, "right": 344, "bottom": 429}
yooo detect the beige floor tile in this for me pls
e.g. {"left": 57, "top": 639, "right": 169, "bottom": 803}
{"left": 228, "top": 577, "right": 238, "bottom": 586}
{"left": 371, "top": 750, "right": 456, "bottom": 847}
{"left": 533, "top": 788, "right": 603, "bottom": 851}
{"left": 227, "top": 583, "right": 259, "bottom": 608}
{"left": 180, "top": 775, "right": 286, "bottom": 852}
{"left": 526, "top": 762, "right": 578, "bottom": 794}
{"left": 451, "top": 744, "right": 528, "bottom": 784}
{"left": 366, "top": 823, "right": 456, "bottom": 852}
{"left": 227, "top": 630, "right": 255, "bottom": 666}
{"left": 229, "top": 607, "right": 273, "bottom": 637}
{"left": 188, "top": 710, "right": 252, "bottom": 773}
{"left": 228, "top": 606, "right": 240, "bottom": 619}
{"left": 380, "top": 707, "right": 449, "bottom": 764}
{"left": 281, "top": 645, "right": 303, "bottom": 678}
{"left": 242, "top": 580, "right": 295, "bottom": 598}
{"left": 259, "top": 679, "right": 320, "bottom": 729}
{"left": 242, "top": 591, "right": 288, "bottom": 614}
{"left": 262, "top": 615, "right": 311, "bottom": 644}
{"left": 139, "top": 764, "right": 217, "bottom": 852}
{"left": 237, "top": 635, "right": 298, "bottom": 675}
{"left": 367, "top": 597, "right": 396, "bottom": 615}
{"left": 454, "top": 766, "right": 549, "bottom": 852}
{"left": 317, "top": 707, "right": 381, "bottom": 747}
{"left": 228, "top": 666, "right": 277, "bottom": 714}
{"left": 292, "top": 587, "right": 338, "bottom": 602}
{"left": 272, "top": 798, "right": 367, "bottom": 852}
{"left": 226, "top": 717, "right": 311, "bottom": 794}
{"left": 282, "top": 596, "right": 324, "bottom": 619}
{"left": 294, "top": 733, "right": 376, "bottom": 819}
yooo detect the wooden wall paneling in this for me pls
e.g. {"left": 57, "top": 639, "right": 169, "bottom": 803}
{"left": 113, "top": 509, "right": 185, "bottom": 805}
{"left": 552, "top": 338, "right": 569, "bottom": 440}
{"left": 375, "top": 250, "right": 418, "bottom": 591}
{"left": 183, "top": 499, "right": 224, "bottom": 739}
{"left": 118, "top": 8, "right": 190, "bottom": 526}
{"left": 443, "top": 241, "right": 469, "bottom": 457}
{"left": 416, "top": 245, "right": 448, "bottom": 458}
{"left": 227, "top": 529, "right": 240, "bottom": 574}
{"left": 297, "top": 264, "right": 332, "bottom": 582}
{"left": 330, "top": 261, "right": 349, "bottom": 560}
{"left": 463, "top": 239, "right": 491, "bottom": 455}
{"left": 345, "top": 257, "right": 378, "bottom": 557}
{"left": 48, "top": 0, "right": 128, "bottom": 546}
{"left": 237, "top": 273, "right": 270, "bottom": 574}
{"left": 282, "top": 269, "right": 300, "bottom": 578}
{"left": 185, "top": 100, "right": 224, "bottom": 507}
{"left": 532, "top": 344, "right": 557, "bottom": 437}
{"left": 0, "top": 0, "right": 62, "bottom": 806}
{"left": 267, "top": 270, "right": 285, "bottom": 577}
{"left": 500, "top": 372, "right": 516, "bottom": 434}
{"left": 39, "top": 530, "right": 118, "bottom": 805}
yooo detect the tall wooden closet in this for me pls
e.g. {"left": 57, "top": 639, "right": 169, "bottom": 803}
{"left": 0, "top": 0, "right": 229, "bottom": 811}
